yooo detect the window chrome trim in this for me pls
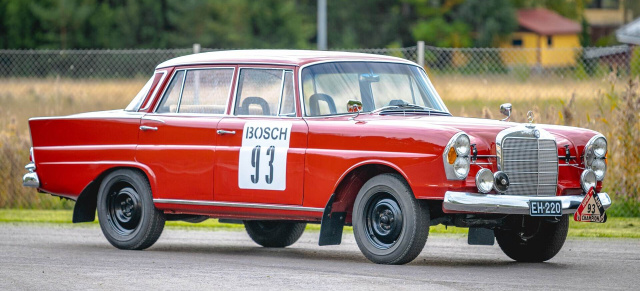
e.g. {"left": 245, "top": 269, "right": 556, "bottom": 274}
{"left": 175, "top": 70, "right": 187, "bottom": 113}
{"left": 276, "top": 70, "right": 286, "bottom": 116}
{"left": 153, "top": 67, "right": 236, "bottom": 114}
{"left": 297, "top": 60, "right": 443, "bottom": 118}
{"left": 153, "top": 199, "right": 324, "bottom": 213}
{"left": 231, "top": 67, "right": 297, "bottom": 118}
{"left": 139, "top": 70, "right": 168, "bottom": 111}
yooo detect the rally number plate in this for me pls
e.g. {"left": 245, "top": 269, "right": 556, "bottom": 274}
{"left": 529, "top": 200, "right": 562, "bottom": 217}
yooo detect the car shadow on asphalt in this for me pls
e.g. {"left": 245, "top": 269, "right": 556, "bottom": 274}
{"left": 143, "top": 243, "right": 568, "bottom": 269}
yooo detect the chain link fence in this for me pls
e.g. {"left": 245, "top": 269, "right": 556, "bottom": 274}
{"left": 1, "top": 44, "right": 638, "bottom": 216}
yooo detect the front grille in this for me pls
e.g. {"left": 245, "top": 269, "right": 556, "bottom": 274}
{"left": 501, "top": 137, "right": 558, "bottom": 196}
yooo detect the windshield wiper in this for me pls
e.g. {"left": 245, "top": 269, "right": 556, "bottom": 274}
{"left": 372, "top": 103, "right": 435, "bottom": 113}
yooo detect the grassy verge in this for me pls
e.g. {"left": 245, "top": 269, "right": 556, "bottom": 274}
{"left": 1, "top": 209, "right": 637, "bottom": 238}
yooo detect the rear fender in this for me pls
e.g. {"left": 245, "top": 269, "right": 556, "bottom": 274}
{"left": 72, "top": 166, "right": 154, "bottom": 223}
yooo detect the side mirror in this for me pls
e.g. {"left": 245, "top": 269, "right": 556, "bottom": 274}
{"left": 500, "top": 103, "right": 512, "bottom": 121}
{"left": 347, "top": 100, "right": 363, "bottom": 113}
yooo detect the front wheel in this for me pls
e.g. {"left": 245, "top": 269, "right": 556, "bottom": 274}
{"left": 244, "top": 221, "right": 306, "bottom": 248}
{"left": 494, "top": 215, "right": 569, "bottom": 262}
{"left": 97, "top": 169, "right": 165, "bottom": 250}
{"left": 352, "top": 173, "right": 429, "bottom": 265}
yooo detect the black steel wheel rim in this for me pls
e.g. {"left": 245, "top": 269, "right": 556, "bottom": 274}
{"left": 364, "top": 192, "right": 403, "bottom": 250}
{"left": 107, "top": 182, "right": 142, "bottom": 236}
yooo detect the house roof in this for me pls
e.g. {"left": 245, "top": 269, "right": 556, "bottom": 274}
{"left": 156, "top": 50, "right": 413, "bottom": 69}
{"left": 517, "top": 9, "right": 581, "bottom": 35}
{"left": 616, "top": 17, "right": 640, "bottom": 45}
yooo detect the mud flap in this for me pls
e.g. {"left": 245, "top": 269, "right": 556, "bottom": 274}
{"left": 72, "top": 181, "right": 98, "bottom": 223}
{"left": 468, "top": 227, "right": 495, "bottom": 245}
{"left": 319, "top": 194, "right": 346, "bottom": 246}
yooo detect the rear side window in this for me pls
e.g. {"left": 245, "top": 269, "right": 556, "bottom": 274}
{"left": 234, "top": 68, "right": 295, "bottom": 116}
{"left": 156, "top": 71, "right": 184, "bottom": 113}
{"left": 156, "top": 68, "right": 234, "bottom": 114}
{"left": 125, "top": 73, "right": 162, "bottom": 112}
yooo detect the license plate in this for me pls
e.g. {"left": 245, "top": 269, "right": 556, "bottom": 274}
{"left": 529, "top": 200, "right": 562, "bottom": 216}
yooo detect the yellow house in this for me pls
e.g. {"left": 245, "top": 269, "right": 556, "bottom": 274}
{"left": 501, "top": 9, "right": 581, "bottom": 67}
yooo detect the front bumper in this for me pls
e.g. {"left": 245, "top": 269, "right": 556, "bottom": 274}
{"left": 443, "top": 191, "right": 612, "bottom": 215}
{"left": 23, "top": 162, "right": 40, "bottom": 188}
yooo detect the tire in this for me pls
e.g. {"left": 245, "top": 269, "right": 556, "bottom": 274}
{"left": 494, "top": 214, "right": 569, "bottom": 262}
{"left": 244, "top": 221, "right": 306, "bottom": 248}
{"left": 97, "top": 169, "right": 165, "bottom": 250}
{"left": 352, "top": 173, "right": 429, "bottom": 265}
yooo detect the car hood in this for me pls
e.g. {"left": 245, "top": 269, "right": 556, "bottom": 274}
{"left": 361, "top": 115, "right": 600, "bottom": 156}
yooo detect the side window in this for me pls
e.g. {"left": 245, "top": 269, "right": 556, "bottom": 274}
{"left": 180, "top": 69, "right": 234, "bottom": 114}
{"left": 156, "top": 71, "right": 185, "bottom": 113}
{"left": 234, "top": 68, "right": 295, "bottom": 116}
{"left": 125, "top": 72, "right": 162, "bottom": 112}
{"left": 279, "top": 71, "right": 295, "bottom": 116}
{"left": 156, "top": 68, "right": 234, "bottom": 114}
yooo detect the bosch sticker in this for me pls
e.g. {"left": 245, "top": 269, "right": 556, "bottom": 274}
{"left": 238, "top": 122, "right": 292, "bottom": 191}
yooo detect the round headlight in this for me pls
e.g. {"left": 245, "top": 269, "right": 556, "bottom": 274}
{"left": 591, "top": 158, "right": 606, "bottom": 181}
{"left": 592, "top": 137, "right": 607, "bottom": 158}
{"left": 453, "top": 157, "right": 470, "bottom": 178}
{"left": 580, "top": 169, "right": 597, "bottom": 193}
{"left": 454, "top": 134, "right": 470, "bottom": 156}
{"left": 475, "top": 169, "right": 494, "bottom": 194}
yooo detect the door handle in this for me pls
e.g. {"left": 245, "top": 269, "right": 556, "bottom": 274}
{"left": 217, "top": 130, "right": 236, "bottom": 135}
{"left": 140, "top": 126, "right": 158, "bottom": 131}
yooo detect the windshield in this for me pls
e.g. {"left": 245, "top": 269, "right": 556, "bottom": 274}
{"left": 301, "top": 62, "right": 448, "bottom": 116}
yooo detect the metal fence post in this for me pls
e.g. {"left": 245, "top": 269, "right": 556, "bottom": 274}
{"left": 417, "top": 41, "right": 425, "bottom": 67}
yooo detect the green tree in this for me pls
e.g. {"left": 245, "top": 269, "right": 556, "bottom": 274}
{"left": 510, "top": 0, "right": 588, "bottom": 20}
{"left": 0, "top": 0, "right": 45, "bottom": 49}
{"left": 457, "top": 0, "right": 517, "bottom": 47}
{"left": 409, "top": 0, "right": 516, "bottom": 48}
{"left": 325, "top": 0, "right": 407, "bottom": 48}
{"left": 166, "top": 0, "right": 313, "bottom": 49}
{"left": 30, "top": 0, "right": 94, "bottom": 49}
{"left": 412, "top": 17, "right": 471, "bottom": 47}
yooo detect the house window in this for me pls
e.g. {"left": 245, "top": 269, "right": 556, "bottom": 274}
{"left": 512, "top": 38, "right": 523, "bottom": 47}
{"left": 547, "top": 36, "right": 553, "bottom": 47}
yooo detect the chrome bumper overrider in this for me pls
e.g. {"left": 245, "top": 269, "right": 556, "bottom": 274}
{"left": 443, "top": 191, "right": 612, "bottom": 215}
{"left": 23, "top": 162, "right": 40, "bottom": 188}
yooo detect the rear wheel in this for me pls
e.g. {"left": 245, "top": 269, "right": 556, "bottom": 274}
{"left": 494, "top": 215, "right": 569, "bottom": 262}
{"left": 244, "top": 221, "right": 306, "bottom": 248}
{"left": 352, "top": 173, "right": 429, "bottom": 265}
{"left": 97, "top": 169, "right": 165, "bottom": 250}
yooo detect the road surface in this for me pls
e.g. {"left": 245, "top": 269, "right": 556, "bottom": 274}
{"left": 0, "top": 223, "right": 638, "bottom": 290}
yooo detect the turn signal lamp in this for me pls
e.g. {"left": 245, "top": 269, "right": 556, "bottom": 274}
{"left": 447, "top": 147, "right": 456, "bottom": 164}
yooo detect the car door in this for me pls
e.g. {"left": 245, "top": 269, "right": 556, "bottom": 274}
{"left": 214, "top": 66, "right": 307, "bottom": 205}
{"left": 137, "top": 66, "right": 235, "bottom": 201}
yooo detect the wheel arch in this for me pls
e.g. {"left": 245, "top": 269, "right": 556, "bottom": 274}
{"left": 329, "top": 160, "right": 411, "bottom": 223}
{"left": 72, "top": 164, "right": 155, "bottom": 223}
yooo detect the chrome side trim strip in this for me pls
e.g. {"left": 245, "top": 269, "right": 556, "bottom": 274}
{"left": 443, "top": 191, "right": 611, "bottom": 215}
{"left": 153, "top": 199, "right": 324, "bottom": 213}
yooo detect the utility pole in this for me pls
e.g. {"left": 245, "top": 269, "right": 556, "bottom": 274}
{"left": 318, "top": 0, "right": 327, "bottom": 50}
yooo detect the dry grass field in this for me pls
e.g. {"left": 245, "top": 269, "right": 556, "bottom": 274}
{"left": 1, "top": 76, "right": 638, "bottom": 215}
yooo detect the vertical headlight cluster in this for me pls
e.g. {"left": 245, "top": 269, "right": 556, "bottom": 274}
{"left": 584, "top": 135, "right": 607, "bottom": 181}
{"left": 443, "top": 133, "right": 471, "bottom": 180}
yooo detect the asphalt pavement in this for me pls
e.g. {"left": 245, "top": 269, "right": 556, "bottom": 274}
{"left": 0, "top": 223, "right": 638, "bottom": 290}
